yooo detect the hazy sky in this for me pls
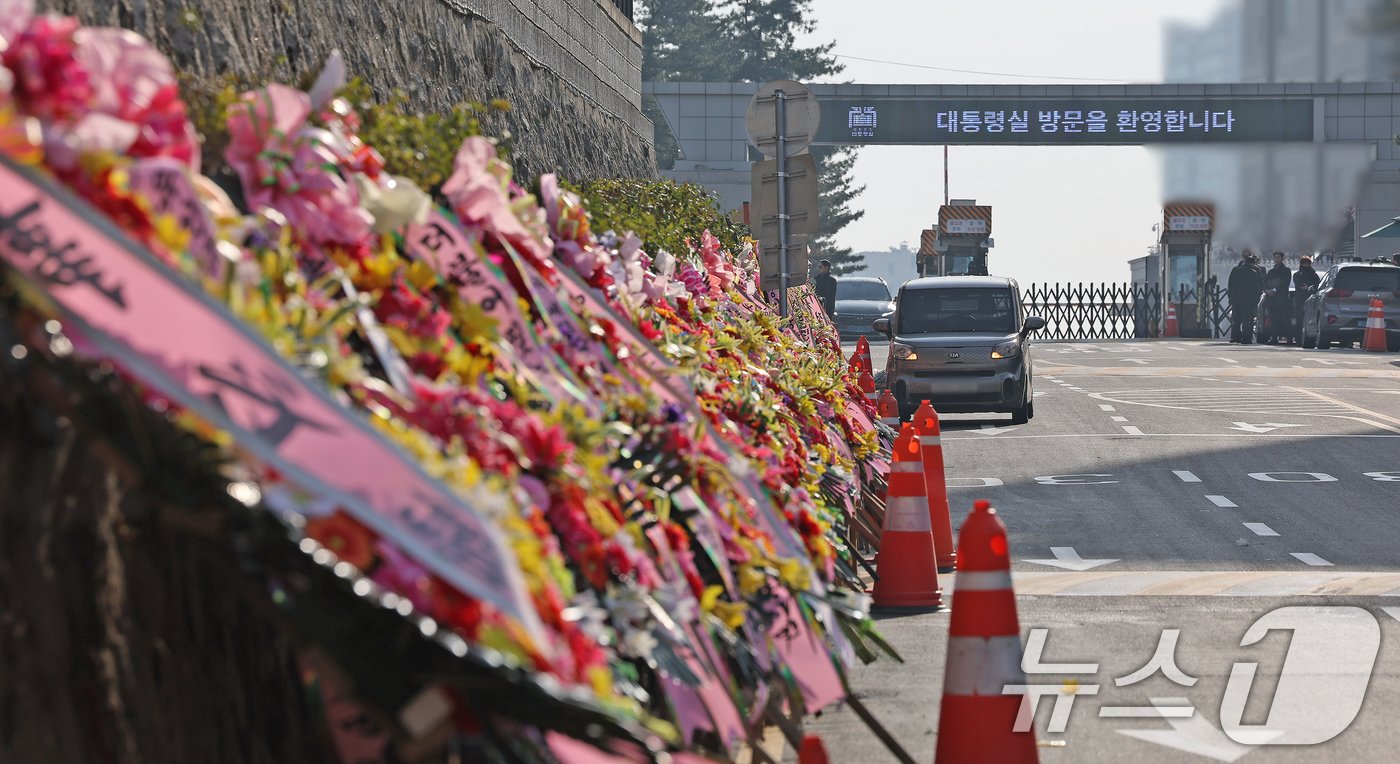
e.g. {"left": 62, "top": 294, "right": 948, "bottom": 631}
{"left": 804, "top": 0, "right": 1227, "bottom": 284}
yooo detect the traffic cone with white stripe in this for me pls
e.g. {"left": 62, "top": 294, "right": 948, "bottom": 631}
{"left": 935, "top": 500, "right": 1038, "bottom": 764}
{"left": 1163, "top": 302, "right": 1179, "bottom": 338}
{"left": 872, "top": 425, "right": 943, "bottom": 611}
{"left": 913, "top": 400, "right": 957, "bottom": 574}
{"left": 1362, "top": 298, "right": 1388, "bottom": 352}
{"left": 877, "top": 389, "right": 900, "bottom": 429}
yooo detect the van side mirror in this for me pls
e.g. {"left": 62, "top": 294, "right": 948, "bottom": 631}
{"left": 1022, "top": 316, "right": 1047, "bottom": 334}
{"left": 872, "top": 317, "right": 892, "bottom": 336}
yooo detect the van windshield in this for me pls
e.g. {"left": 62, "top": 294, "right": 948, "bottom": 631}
{"left": 836, "top": 281, "right": 891, "bottom": 301}
{"left": 898, "top": 288, "right": 1017, "bottom": 334}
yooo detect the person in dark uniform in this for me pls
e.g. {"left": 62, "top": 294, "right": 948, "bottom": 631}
{"left": 1228, "top": 252, "right": 1264, "bottom": 344}
{"left": 1261, "top": 252, "right": 1293, "bottom": 344}
{"left": 814, "top": 259, "right": 837, "bottom": 316}
{"left": 1291, "top": 255, "right": 1321, "bottom": 344}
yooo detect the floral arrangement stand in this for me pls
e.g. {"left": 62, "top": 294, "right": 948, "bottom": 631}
{"left": 0, "top": 2, "right": 905, "bottom": 761}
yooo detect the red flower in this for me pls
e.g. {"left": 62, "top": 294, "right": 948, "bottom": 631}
{"left": 3, "top": 15, "right": 93, "bottom": 123}
{"left": 305, "top": 510, "right": 378, "bottom": 570}
{"left": 407, "top": 351, "right": 448, "bottom": 381}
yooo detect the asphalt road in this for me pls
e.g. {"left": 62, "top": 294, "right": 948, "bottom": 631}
{"left": 815, "top": 338, "right": 1400, "bottom": 763}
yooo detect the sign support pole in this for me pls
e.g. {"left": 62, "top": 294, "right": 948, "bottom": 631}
{"left": 776, "top": 89, "right": 790, "bottom": 319}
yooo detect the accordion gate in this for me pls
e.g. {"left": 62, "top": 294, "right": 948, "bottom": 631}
{"left": 1020, "top": 283, "right": 1233, "bottom": 341}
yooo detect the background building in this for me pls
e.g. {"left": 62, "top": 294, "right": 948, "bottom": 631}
{"left": 1157, "top": 0, "right": 1395, "bottom": 281}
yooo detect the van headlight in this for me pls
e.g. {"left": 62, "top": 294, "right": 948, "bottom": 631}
{"left": 991, "top": 341, "right": 1020, "bottom": 360}
{"left": 892, "top": 342, "right": 918, "bottom": 361}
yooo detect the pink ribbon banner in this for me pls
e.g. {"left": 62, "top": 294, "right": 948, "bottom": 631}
{"left": 0, "top": 157, "right": 544, "bottom": 643}
{"left": 127, "top": 157, "right": 226, "bottom": 280}
{"left": 404, "top": 211, "right": 593, "bottom": 409}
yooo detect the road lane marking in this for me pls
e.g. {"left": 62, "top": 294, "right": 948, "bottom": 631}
{"left": 1205, "top": 495, "right": 1238, "bottom": 508}
{"left": 1004, "top": 570, "right": 1400, "bottom": 597}
{"left": 1023, "top": 546, "right": 1118, "bottom": 571}
{"left": 1173, "top": 471, "right": 1202, "bottom": 483}
{"left": 1117, "top": 698, "right": 1266, "bottom": 761}
{"left": 1099, "top": 404, "right": 1116, "bottom": 411}
{"left": 1039, "top": 365, "right": 1400, "bottom": 380}
{"left": 1122, "top": 426, "right": 1144, "bottom": 435}
{"left": 944, "top": 433, "right": 1400, "bottom": 440}
{"left": 1244, "top": 522, "right": 1279, "bottom": 537}
{"left": 1291, "top": 553, "right": 1334, "bottom": 567}
{"left": 1110, "top": 416, "right": 1129, "bottom": 422}
{"left": 1227, "top": 422, "right": 1308, "bottom": 434}
{"left": 1101, "top": 705, "right": 1195, "bottom": 719}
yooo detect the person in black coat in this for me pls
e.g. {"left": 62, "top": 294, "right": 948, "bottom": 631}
{"left": 1292, "top": 256, "right": 1321, "bottom": 344}
{"left": 1228, "top": 252, "right": 1264, "bottom": 343}
{"left": 814, "top": 259, "right": 837, "bottom": 316}
{"left": 1261, "top": 252, "right": 1293, "bottom": 344}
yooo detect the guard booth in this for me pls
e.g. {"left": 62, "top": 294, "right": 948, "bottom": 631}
{"left": 1158, "top": 202, "right": 1215, "bottom": 338}
{"left": 936, "top": 201, "right": 993, "bottom": 276}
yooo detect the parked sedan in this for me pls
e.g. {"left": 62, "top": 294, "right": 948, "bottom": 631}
{"left": 832, "top": 277, "right": 895, "bottom": 339}
{"left": 1299, "top": 262, "right": 1400, "bottom": 350}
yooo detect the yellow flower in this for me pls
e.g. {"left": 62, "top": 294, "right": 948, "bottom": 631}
{"left": 149, "top": 213, "right": 191, "bottom": 256}
{"left": 407, "top": 259, "right": 440, "bottom": 292}
{"left": 712, "top": 599, "right": 748, "bottom": 631}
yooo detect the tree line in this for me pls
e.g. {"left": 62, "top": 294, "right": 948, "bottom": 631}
{"left": 637, "top": 0, "right": 868, "bottom": 275}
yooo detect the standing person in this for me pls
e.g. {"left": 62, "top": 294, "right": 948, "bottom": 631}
{"left": 1227, "top": 252, "right": 1264, "bottom": 344}
{"left": 1292, "top": 255, "right": 1320, "bottom": 344}
{"left": 814, "top": 259, "right": 838, "bottom": 317}
{"left": 1262, "top": 252, "right": 1293, "bottom": 344}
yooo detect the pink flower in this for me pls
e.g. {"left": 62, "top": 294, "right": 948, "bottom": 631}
{"left": 676, "top": 261, "right": 708, "bottom": 301}
{"left": 371, "top": 543, "right": 435, "bottom": 612}
{"left": 225, "top": 83, "right": 372, "bottom": 252}
{"left": 442, "top": 137, "right": 553, "bottom": 269}
{"left": 73, "top": 27, "right": 199, "bottom": 170}
{"left": 699, "top": 230, "right": 736, "bottom": 294}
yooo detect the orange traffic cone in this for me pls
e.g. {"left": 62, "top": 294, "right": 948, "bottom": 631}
{"left": 858, "top": 370, "right": 877, "bottom": 403}
{"left": 797, "top": 735, "right": 831, "bottom": 764}
{"left": 913, "top": 401, "right": 957, "bottom": 574}
{"left": 1163, "top": 302, "right": 1179, "bottom": 338}
{"left": 872, "top": 425, "right": 943, "bottom": 611}
{"left": 935, "top": 500, "right": 1038, "bottom": 764}
{"left": 1363, "top": 298, "right": 1388, "bottom": 352}
{"left": 855, "top": 335, "right": 873, "bottom": 375}
{"left": 877, "top": 389, "right": 900, "bottom": 429}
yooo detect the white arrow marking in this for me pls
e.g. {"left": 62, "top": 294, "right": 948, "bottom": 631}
{"left": 1117, "top": 698, "right": 1274, "bottom": 762}
{"left": 1024, "top": 546, "right": 1118, "bottom": 571}
{"left": 977, "top": 424, "right": 1015, "bottom": 435}
{"left": 1302, "top": 357, "right": 1362, "bottom": 366}
{"left": 1117, "top": 358, "right": 1151, "bottom": 365}
{"left": 1215, "top": 357, "right": 1241, "bottom": 364}
{"left": 1382, "top": 607, "right": 1400, "bottom": 623}
{"left": 1227, "top": 422, "right": 1308, "bottom": 434}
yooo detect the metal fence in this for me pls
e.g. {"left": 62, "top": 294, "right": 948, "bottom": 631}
{"left": 1022, "top": 282, "right": 1233, "bottom": 340}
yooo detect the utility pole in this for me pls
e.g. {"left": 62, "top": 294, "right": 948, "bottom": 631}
{"left": 943, "top": 146, "right": 950, "bottom": 206}
{"left": 775, "top": 88, "right": 790, "bottom": 318}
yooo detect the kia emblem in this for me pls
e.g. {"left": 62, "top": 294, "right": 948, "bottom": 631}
{"left": 947, "top": 352, "right": 961, "bottom": 359}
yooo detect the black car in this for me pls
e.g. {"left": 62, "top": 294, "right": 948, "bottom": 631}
{"left": 833, "top": 277, "right": 895, "bottom": 338}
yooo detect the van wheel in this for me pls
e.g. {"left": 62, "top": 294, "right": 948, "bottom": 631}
{"left": 1011, "top": 401, "right": 1032, "bottom": 425}
{"left": 1317, "top": 331, "right": 1333, "bottom": 350}
{"left": 1301, "top": 325, "right": 1316, "bottom": 349}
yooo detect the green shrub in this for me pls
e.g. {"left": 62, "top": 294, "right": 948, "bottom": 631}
{"left": 569, "top": 178, "right": 750, "bottom": 257}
